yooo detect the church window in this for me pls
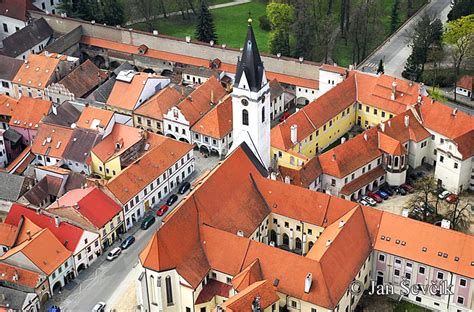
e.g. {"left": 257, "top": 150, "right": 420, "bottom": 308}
{"left": 242, "top": 109, "right": 249, "bottom": 126}
{"left": 262, "top": 107, "right": 265, "bottom": 123}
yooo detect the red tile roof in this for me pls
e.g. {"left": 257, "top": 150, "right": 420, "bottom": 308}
{"left": 191, "top": 95, "right": 232, "bottom": 139}
{"left": 0, "top": 228, "right": 71, "bottom": 275}
{"left": 57, "top": 59, "right": 107, "bottom": 98}
{"left": 0, "top": 94, "right": 18, "bottom": 118}
{"left": 106, "top": 72, "right": 157, "bottom": 111}
{"left": 231, "top": 259, "right": 263, "bottom": 292}
{"left": 91, "top": 123, "right": 143, "bottom": 162}
{"left": 453, "top": 130, "right": 474, "bottom": 160}
{"left": 134, "top": 86, "right": 183, "bottom": 120}
{"left": 9, "top": 97, "right": 51, "bottom": 129}
{"left": 378, "top": 132, "right": 406, "bottom": 156}
{"left": 278, "top": 153, "right": 322, "bottom": 188}
{"left": 48, "top": 187, "right": 121, "bottom": 229}
{"left": 0, "top": 262, "right": 43, "bottom": 289}
{"left": 195, "top": 279, "right": 232, "bottom": 304}
{"left": 457, "top": 75, "right": 473, "bottom": 91}
{"left": 31, "top": 124, "right": 74, "bottom": 159}
{"left": 220, "top": 280, "right": 279, "bottom": 312}
{"left": 0, "top": 0, "right": 38, "bottom": 22}
{"left": 375, "top": 212, "right": 474, "bottom": 278}
{"left": 5, "top": 204, "right": 84, "bottom": 252}
{"left": 380, "top": 109, "right": 431, "bottom": 143}
{"left": 339, "top": 166, "right": 385, "bottom": 196}
{"left": 0, "top": 223, "right": 17, "bottom": 248}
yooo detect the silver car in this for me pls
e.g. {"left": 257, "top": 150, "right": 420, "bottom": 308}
{"left": 106, "top": 247, "right": 121, "bottom": 261}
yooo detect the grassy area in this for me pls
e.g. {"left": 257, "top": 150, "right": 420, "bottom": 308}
{"left": 131, "top": 2, "right": 270, "bottom": 52}
{"left": 393, "top": 300, "right": 431, "bottom": 312}
{"left": 333, "top": 0, "right": 427, "bottom": 67}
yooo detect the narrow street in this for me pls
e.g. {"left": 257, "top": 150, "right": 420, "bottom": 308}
{"left": 49, "top": 152, "right": 220, "bottom": 312}
{"left": 359, "top": 0, "right": 452, "bottom": 78}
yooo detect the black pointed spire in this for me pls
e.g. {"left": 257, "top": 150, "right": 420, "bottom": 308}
{"left": 234, "top": 17, "right": 265, "bottom": 92}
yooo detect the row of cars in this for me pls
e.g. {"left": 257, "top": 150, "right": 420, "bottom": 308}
{"left": 438, "top": 189, "right": 459, "bottom": 203}
{"left": 358, "top": 183, "right": 414, "bottom": 206}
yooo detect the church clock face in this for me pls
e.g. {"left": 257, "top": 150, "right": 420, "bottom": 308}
{"left": 241, "top": 98, "right": 249, "bottom": 106}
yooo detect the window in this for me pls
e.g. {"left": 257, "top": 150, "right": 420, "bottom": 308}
{"left": 366, "top": 106, "right": 370, "bottom": 112}
{"left": 284, "top": 222, "right": 289, "bottom": 228}
{"left": 459, "top": 278, "right": 467, "bottom": 287}
{"left": 437, "top": 272, "right": 444, "bottom": 280}
{"left": 2, "top": 23, "right": 7, "bottom": 33}
{"left": 351, "top": 173, "right": 355, "bottom": 180}
{"left": 419, "top": 266, "right": 425, "bottom": 274}
{"left": 381, "top": 111, "right": 386, "bottom": 118}
{"left": 358, "top": 103, "right": 362, "bottom": 109}
{"left": 262, "top": 106, "right": 265, "bottom": 123}
{"left": 308, "top": 229, "right": 312, "bottom": 235}
{"left": 378, "top": 254, "right": 385, "bottom": 262}
{"left": 406, "top": 262, "right": 412, "bottom": 269}
{"left": 439, "top": 155, "right": 444, "bottom": 163}
{"left": 454, "top": 163, "right": 458, "bottom": 169}
{"left": 368, "top": 164, "right": 371, "bottom": 170}
{"left": 405, "top": 272, "right": 411, "bottom": 280}
{"left": 137, "top": 116, "right": 142, "bottom": 124}
{"left": 1, "top": 81, "right": 8, "bottom": 88}
{"left": 226, "top": 277, "right": 232, "bottom": 283}
{"left": 165, "top": 276, "right": 173, "bottom": 305}
{"left": 291, "top": 301, "right": 297, "bottom": 308}
{"left": 362, "top": 167, "right": 366, "bottom": 174}
{"left": 200, "top": 308, "right": 206, "bottom": 312}
{"left": 242, "top": 109, "right": 249, "bottom": 125}
{"left": 373, "top": 108, "right": 378, "bottom": 115}
{"left": 394, "top": 269, "right": 400, "bottom": 276}
{"left": 395, "top": 259, "right": 401, "bottom": 265}
{"left": 331, "top": 179, "right": 336, "bottom": 186}
{"left": 415, "top": 297, "right": 421, "bottom": 302}
{"left": 457, "top": 296, "right": 464, "bottom": 305}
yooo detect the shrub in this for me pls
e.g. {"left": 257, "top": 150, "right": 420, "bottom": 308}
{"left": 259, "top": 15, "right": 271, "bottom": 31}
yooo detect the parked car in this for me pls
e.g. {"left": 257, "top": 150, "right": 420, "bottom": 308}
{"left": 401, "top": 183, "right": 414, "bottom": 193}
{"left": 279, "top": 111, "right": 290, "bottom": 122}
{"left": 358, "top": 199, "right": 369, "bottom": 206}
{"left": 367, "top": 192, "right": 383, "bottom": 203}
{"left": 92, "top": 302, "right": 106, "bottom": 312}
{"left": 446, "top": 194, "right": 458, "bottom": 203}
{"left": 417, "top": 202, "right": 435, "bottom": 214}
{"left": 120, "top": 235, "right": 135, "bottom": 250}
{"left": 395, "top": 187, "right": 407, "bottom": 196}
{"left": 438, "top": 190, "right": 451, "bottom": 199}
{"left": 106, "top": 247, "right": 121, "bottom": 261}
{"left": 166, "top": 194, "right": 179, "bottom": 206}
{"left": 362, "top": 196, "right": 377, "bottom": 206}
{"left": 156, "top": 204, "right": 169, "bottom": 216}
{"left": 433, "top": 187, "right": 445, "bottom": 195}
{"left": 141, "top": 215, "right": 156, "bottom": 230}
{"left": 380, "top": 185, "right": 394, "bottom": 196}
{"left": 376, "top": 190, "right": 389, "bottom": 200}
{"left": 178, "top": 182, "right": 191, "bottom": 194}
{"left": 408, "top": 210, "right": 422, "bottom": 221}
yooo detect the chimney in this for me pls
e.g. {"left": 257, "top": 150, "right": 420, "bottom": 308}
{"left": 380, "top": 122, "right": 385, "bottom": 132}
{"left": 73, "top": 202, "right": 79, "bottom": 209}
{"left": 441, "top": 219, "right": 451, "bottom": 229}
{"left": 290, "top": 125, "right": 298, "bottom": 144}
{"left": 341, "top": 137, "right": 346, "bottom": 144}
{"left": 54, "top": 216, "right": 60, "bottom": 227}
{"left": 388, "top": 120, "right": 391, "bottom": 127}
{"left": 26, "top": 230, "right": 32, "bottom": 240}
{"left": 210, "top": 89, "right": 214, "bottom": 104}
{"left": 237, "top": 230, "right": 244, "bottom": 237}
{"left": 404, "top": 115, "right": 410, "bottom": 127}
{"left": 391, "top": 79, "right": 397, "bottom": 100}
{"left": 332, "top": 154, "right": 336, "bottom": 161}
{"left": 304, "top": 273, "right": 312, "bottom": 293}
{"left": 52, "top": 105, "right": 57, "bottom": 115}
{"left": 326, "top": 239, "right": 332, "bottom": 247}
{"left": 452, "top": 108, "right": 458, "bottom": 117}
{"left": 417, "top": 95, "right": 422, "bottom": 104}
{"left": 12, "top": 271, "right": 19, "bottom": 281}
{"left": 363, "top": 133, "right": 368, "bottom": 141}
{"left": 339, "top": 220, "right": 345, "bottom": 228}
{"left": 252, "top": 296, "right": 261, "bottom": 312}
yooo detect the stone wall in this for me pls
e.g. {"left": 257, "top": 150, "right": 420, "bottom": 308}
{"left": 31, "top": 11, "right": 321, "bottom": 80}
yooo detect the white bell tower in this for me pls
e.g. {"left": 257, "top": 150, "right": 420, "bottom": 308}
{"left": 229, "top": 18, "right": 271, "bottom": 169}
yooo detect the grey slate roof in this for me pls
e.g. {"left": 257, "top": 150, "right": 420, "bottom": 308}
{"left": 0, "top": 18, "right": 52, "bottom": 57}
{"left": 63, "top": 128, "right": 102, "bottom": 163}
{"left": 87, "top": 62, "right": 135, "bottom": 103}
{"left": 3, "top": 127, "right": 22, "bottom": 144}
{"left": 0, "top": 55, "right": 22, "bottom": 81}
{"left": 23, "top": 175, "right": 62, "bottom": 206}
{"left": 234, "top": 24, "right": 265, "bottom": 92}
{"left": 0, "top": 286, "right": 36, "bottom": 310}
{"left": 42, "top": 101, "right": 81, "bottom": 127}
{"left": 0, "top": 172, "right": 28, "bottom": 202}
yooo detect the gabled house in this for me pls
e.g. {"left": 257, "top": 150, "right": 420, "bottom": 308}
{"left": 0, "top": 171, "right": 33, "bottom": 204}
{"left": 163, "top": 76, "right": 227, "bottom": 143}
{"left": 62, "top": 128, "right": 103, "bottom": 174}
{"left": 31, "top": 123, "right": 74, "bottom": 166}
{"left": 48, "top": 186, "right": 124, "bottom": 248}
{"left": 0, "top": 55, "right": 23, "bottom": 96}
{"left": 75, "top": 105, "right": 115, "bottom": 136}
{"left": 0, "top": 94, "right": 18, "bottom": 129}
{"left": 0, "top": 0, "right": 37, "bottom": 40}
{"left": 0, "top": 262, "right": 49, "bottom": 304}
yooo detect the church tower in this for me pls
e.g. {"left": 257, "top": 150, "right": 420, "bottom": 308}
{"left": 229, "top": 18, "right": 271, "bottom": 169}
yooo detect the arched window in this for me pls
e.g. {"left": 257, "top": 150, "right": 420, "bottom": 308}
{"left": 282, "top": 234, "right": 289, "bottom": 246}
{"left": 150, "top": 276, "right": 156, "bottom": 303}
{"left": 394, "top": 156, "right": 399, "bottom": 167}
{"left": 165, "top": 276, "right": 173, "bottom": 306}
{"left": 262, "top": 106, "right": 265, "bottom": 123}
{"left": 388, "top": 155, "right": 392, "bottom": 166}
{"left": 308, "top": 241, "right": 314, "bottom": 251}
{"left": 295, "top": 238, "right": 302, "bottom": 250}
{"left": 242, "top": 109, "right": 249, "bottom": 126}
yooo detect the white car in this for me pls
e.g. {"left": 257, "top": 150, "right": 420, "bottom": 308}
{"left": 362, "top": 196, "right": 377, "bottom": 206}
{"left": 358, "top": 199, "right": 369, "bottom": 206}
{"left": 92, "top": 302, "right": 106, "bottom": 312}
{"left": 438, "top": 190, "right": 451, "bottom": 199}
{"left": 106, "top": 247, "right": 121, "bottom": 261}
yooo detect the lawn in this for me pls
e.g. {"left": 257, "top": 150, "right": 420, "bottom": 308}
{"left": 131, "top": 2, "right": 270, "bottom": 52}
{"left": 393, "top": 300, "right": 431, "bottom": 312}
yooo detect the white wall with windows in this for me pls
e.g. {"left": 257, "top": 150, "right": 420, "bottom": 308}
{"left": 0, "top": 16, "right": 27, "bottom": 40}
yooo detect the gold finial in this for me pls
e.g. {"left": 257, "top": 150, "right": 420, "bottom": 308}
{"left": 248, "top": 12, "right": 252, "bottom": 25}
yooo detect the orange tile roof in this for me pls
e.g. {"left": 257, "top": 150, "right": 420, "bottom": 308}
{"left": 195, "top": 279, "right": 232, "bottom": 304}
{"left": 320, "top": 64, "right": 348, "bottom": 75}
{"left": 57, "top": 59, "right": 108, "bottom": 98}
{"left": 91, "top": 123, "right": 143, "bottom": 162}
{"left": 75, "top": 106, "right": 114, "bottom": 131}
{"left": 453, "top": 130, "right": 474, "bottom": 160}
{"left": 0, "top": 262, "right": 43, "bottom": 289}
{"left": 13, "top": 54, "right": 60, "bottom": 89}
{"left": 81, "top": 36, "right": 320, "bottom": 90}
{"left": 0, "top": 223, "right": 18, "bottom": 248}
{"left": 8, "top": 97, "right": 52, "bottom": 129}
{"left": 375, "top": 212, "right": 474, "bottom": 278}
{"left": 2, "top": 146, "right": 32, "bottom": 174}
{"left": 0, "top": 94, "right": 18, "bottom": 117}
{"left": 231, "top": 259, "right": 263, "bottom": 292}
{"left": 270, "top": 111, "right": 315, "bottom": 151}
{"left": 419, "top": 98, "right": 473, "bottom": 140}
{"left": 134, "top": 85, "right": 183, "bottom": 120}
{"left": 106, "top": 72, "right": 165, "bottom": 111}
{"left": 106, "top": 137, "right": 193, "bottom": 203}
{"left": 0, "top": 228, "right": 72, "bottom": 275}
{"left": 380, "top": 109, "right": 431, "bottom": 143}
{"left": 278, "top": 156, "right": 322, "bottom": 188}
{"left": 339, "top": 166, "right": 385, "bottom": 196}
{"left": 220, "top": 280, "right": 279, "bottom": 312}
{"left": 319, "top": 128, "right": 382, "bottom": 178}
{"left": 31, "top": 123, "right": 74, "bottom": 159}
{"left": 378, "top": 132, "right": 406, "bottom": 156}
{"left": 174, "top": 76, "right": 227, "bottom": 126}
{"left": 191, "top": 95, "right": 232, "bottom": 139}
{"left": 457, "top": 75, "right": 473, "bottom": 91}
{"left": 14, "top": 217, "right": 42, "bottom": 245}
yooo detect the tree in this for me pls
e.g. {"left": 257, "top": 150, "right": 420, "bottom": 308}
{"left": 316, "top": 14, "right": 336, "bottom": 63}
{"left": 293, "top": 0, "right": 315, "bottom": 59}
{"left": 442, "top": 14, "right": 474, "bottom": 76}
{"left": 376, "top": 59, "right": 384, "bottom": 74}
{"left": 57, "top": 0, "right": 74, "bottom": 16}
{"left": 101, "top": 0, "right": 125, "bottom": 26}
{"left": 390, "top": 0, "right": 400, "bottom": 33}
{"left": 129, "top": 0, "right": 156, "bottom": 32}
{"left": 406, "top": 176, "right": 438, "bottom": 222}
{"left": 195, "top": 0, "right": 217, "bottom": 43}
{"left": 445, "top": 198, "right": 471, "bottom": 231}
{"left": 266, "top": 2, "right": 294, "bottom": 56}
{"left": 448, "top": 0, "right": 474, "bottom": 21}
{"left": 407, "top": 0, "right": 414, "bottom": 18}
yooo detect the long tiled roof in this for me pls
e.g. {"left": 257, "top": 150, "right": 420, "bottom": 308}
{"left": 13, "top": 54, "right": 60, "bottom": 89}
{"left": 1, "top": 18, "right": 52, "bottom": 58}
{"left": 57, "top": 59, "right": 107, "bottom": 98}
{"left": 191, "top": 95, "right": 232, "bottom": 139}
{"left": 134, "top": 85, "right": 183, "bottom": 120}
{"left": 31, "top": 123, "right": 74, "bottom": 159}
{"left": 9, "top": 97, "right": 51, "bottom": 130}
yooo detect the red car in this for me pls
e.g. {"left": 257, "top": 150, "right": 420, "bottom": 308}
{"left": 401, "top": 183, "right": 414, "bottom": 193}
{"left": 156, "top": 204, "right": 169, "bottom": 216}
{"left": 367, "top": 192, "right": 383, "bottom": 203}
{"left": 446, "top": 194, "right": 458, "bottom": 203}
{"left": 279, "top": 111, "right": 290, "bottom": 122}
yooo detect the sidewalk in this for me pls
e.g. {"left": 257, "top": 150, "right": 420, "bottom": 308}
{"left": 107, "top": 264, "right": 140, "bottom": 312}
{"left": 126, "top": 0, "right": 251, "bottom": 26}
